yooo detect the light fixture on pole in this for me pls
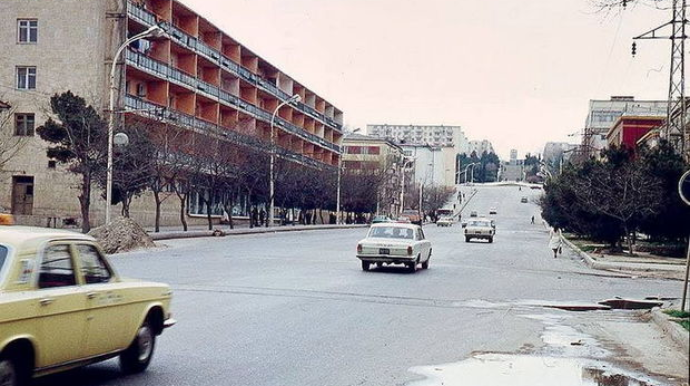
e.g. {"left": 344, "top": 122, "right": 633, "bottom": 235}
{"left": 106, "top": 25, "right": 167, "bottom": 225}
{"left": 336, "top": 128, "right": 360, "bottom": 224}
{"left": 268, "top": 94, "right": 301, "bottom": 227}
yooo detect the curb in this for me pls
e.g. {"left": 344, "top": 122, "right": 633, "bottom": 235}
{"left": 149, "top": 224, "right": 368, "bottom": 241}
{"left": 561, "top": 237, "right": 685, "bottom": 273}
{"left": 650, "top": 309, "right": 690, "bottom": 358}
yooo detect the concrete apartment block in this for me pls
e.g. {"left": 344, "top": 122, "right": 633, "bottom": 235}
{"left": 0, "top": 0, "right": 344, "bottom": 228}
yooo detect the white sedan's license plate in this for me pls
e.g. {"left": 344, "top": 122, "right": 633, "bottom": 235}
{"left": 379, "top": 248, "right": 390, "bottom": 255}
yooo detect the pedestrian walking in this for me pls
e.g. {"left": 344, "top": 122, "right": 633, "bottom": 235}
{"left": 531, "top": 215, "right": 535, "bottom": 224}
{"left": 548, "top": 226, "right": 563, "bottom": 258}
{"left": 259, "top": 209, "right": 266, "bottom": 226}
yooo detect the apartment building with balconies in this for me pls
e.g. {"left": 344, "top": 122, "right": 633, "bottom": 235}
{"left": 0, "top": 0, "right": 344, "bottom": 227}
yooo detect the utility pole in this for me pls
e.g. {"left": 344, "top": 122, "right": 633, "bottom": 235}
{"left": 633, "top": 0, "right": 687, "bottom": 156}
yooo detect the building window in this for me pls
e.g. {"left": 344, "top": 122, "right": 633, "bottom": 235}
{"left": 15, "top": 113, "right": 35, "bottom": 136}
{"left": 17, "top": 19, "right": 38, "bottom": 43}
{"left": 368, "top": 146, "right": 380, "bottom": 155}
{"left": 16, "top": 67, "right": 36, "bottom": 90}
{"left": 347, "top": 146, "right": 362, "bottom": 155}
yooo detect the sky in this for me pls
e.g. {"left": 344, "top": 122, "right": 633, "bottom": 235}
{"left": 181, "top": 0, "right": 672, "bottom": 159}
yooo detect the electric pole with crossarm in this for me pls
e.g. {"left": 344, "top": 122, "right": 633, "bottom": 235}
{"left": 632, "top": 0, "right": 688, "bottom": 157}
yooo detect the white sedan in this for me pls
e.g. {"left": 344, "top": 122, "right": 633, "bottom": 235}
{"left": 356, "top": 223, "right": 432, "bottom": 273}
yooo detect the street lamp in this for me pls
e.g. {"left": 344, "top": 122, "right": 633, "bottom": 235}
{"left": 336, "top": 128, "right": 360, "bottom": 224}
{"left": 106, "top": 25, "right": 167, "bottom": 225}
{"left": 462, "top": 162, "right": 478, "bottom": 184}
{"left": 268, "top": 94, "right": 301, "bottom": 227}
{"left": 399, "top": 157, "right": 415, "bottom": 215}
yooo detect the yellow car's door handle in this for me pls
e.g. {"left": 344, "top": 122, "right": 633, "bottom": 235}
{"left": 86, "top": 292, "right": 98, "bottom": 300}
{"left": 39, "top": 298, "right": 55, "bottom": 306}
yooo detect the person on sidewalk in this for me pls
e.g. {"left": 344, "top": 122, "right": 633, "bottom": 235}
{"left": 531, "top": 215, "right": 535, "bottom": 224}
{"left": 549, "top": 226, "right": 563, "bottom": 258}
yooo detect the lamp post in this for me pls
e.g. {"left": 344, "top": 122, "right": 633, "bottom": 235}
{"left": 336, "top": 128, "right": 360, "bottom": 224}
{"left": 268, "top": 94, "right": 301, "bottom": 227}
{"left": 106, "top": 25, "right": 167, "bottom": 225}
{"left": 400, "top": 157, "right": 415, "bottom": 215}
{"left": 462, "top": 162, "right": 478, "bottom": 184}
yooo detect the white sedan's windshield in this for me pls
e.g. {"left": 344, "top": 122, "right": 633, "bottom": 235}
{"left": 368, "top": 227, "right": 414, "bottom": 240}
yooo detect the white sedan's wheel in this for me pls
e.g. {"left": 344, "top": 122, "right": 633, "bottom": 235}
{"left": 0, "top": 360, "right": 17, "bottom": 386}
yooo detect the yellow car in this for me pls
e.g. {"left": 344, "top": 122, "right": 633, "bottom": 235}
{"left": 0, "top": 227, "right": 175, "bottom": 386}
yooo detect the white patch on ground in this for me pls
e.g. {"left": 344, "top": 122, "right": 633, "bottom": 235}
{"left": 407, "top": 354, "right": 662, "bottom": 386}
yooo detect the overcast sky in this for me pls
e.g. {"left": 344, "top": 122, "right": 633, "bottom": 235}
{"left": 182, "top": 0, "right": 671, "bottom": 159}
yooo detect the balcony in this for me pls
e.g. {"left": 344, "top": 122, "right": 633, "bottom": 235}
{"left": 126, "top": 50, "right": 339, "bottom": 152}
{"left": 126, "top": 1, "right": 343, "bottom": 133}
{"left": 124, "top": 95, "right": 333, "bottom": 170}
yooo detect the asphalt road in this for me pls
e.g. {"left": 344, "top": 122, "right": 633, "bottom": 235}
{"left": 38, "top": 185, "right": 682, "bottom": 386}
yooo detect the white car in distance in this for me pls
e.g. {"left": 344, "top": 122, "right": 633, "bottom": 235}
{"left": 357, "top": 223, "right": 432, "bottom": 273}
{"left": 464, "top": 218, "right": 495, "bottom": 243}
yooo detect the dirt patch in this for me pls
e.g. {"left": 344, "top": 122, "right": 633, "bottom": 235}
{"left": 88, "top": 217, "right": 155, "bottom": 254}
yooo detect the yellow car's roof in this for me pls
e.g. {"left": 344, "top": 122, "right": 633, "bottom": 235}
{"left": 0, "top": 226, "right": 94, "bottom": 252}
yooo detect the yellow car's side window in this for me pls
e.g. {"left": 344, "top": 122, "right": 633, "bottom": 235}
{"left": 38, "top": 244, "right": 76, "bottom": 289}
{"left": 75, "top": 244, "right": 112, "bottom": 284}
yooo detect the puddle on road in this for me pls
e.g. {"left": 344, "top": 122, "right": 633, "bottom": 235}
{"left": 406, "top": 313, "right": 671, "bottom": 386}
{"left": 408, "top": 354, "right": 662, "bottom": 386}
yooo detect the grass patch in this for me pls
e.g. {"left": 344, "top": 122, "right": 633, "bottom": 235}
{"left": 677, "top": 320, "right": 690, "bottom": 332}
{"left": 664, "top": 309, "right": 690, "bottom": 332}
{"left": 664, "top": 309, "right": 690, "bottom": 319}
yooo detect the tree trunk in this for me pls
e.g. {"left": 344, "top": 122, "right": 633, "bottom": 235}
{"left": 624, "top": 224, "right": 634, "bottom": 255}
{"left": 319, "top": 209, "right": 324, "bottom": 225}
{"left": 153, "top": 190, "right": 162, "bottom": 233}
{"left": 179, "top": 194, "right": 188, "bottom": 231}
{"left": 80, "top": 173, "right": 91, "bottom": 233}
{"left": 205, "top": 200, "right": 213, "bottom": 230}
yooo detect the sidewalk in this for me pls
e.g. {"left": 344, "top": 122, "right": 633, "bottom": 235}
{"left": 562, "top": 236, "right": 687, "bottom": 280}
{"left": 147, "top": 223, "right": 368, "bottom": 241}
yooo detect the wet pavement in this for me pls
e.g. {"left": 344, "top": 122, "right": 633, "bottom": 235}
{"left": 408, "top": 313, "right": 671, "bottom": 386}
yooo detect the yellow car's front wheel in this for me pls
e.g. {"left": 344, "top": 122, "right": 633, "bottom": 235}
{"left": 120, "top": 321, "right": 156, "bottom": 374}
{"left": 0, "top": 359, "right": 18, "bottom": 386}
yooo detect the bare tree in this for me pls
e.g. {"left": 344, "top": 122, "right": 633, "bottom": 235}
{"left": 146, "top": 123, "right": 190, "bottom": 232}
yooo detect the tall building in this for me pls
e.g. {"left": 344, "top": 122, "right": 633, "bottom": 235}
{"left": 509, "top": 149, "right": 518, "bottom": 164}
{"left": 583, "top": 96, "right": 666, "bottom": 157}
{"left": 367, "top": 124, "right": 469, "bottom": 153}
{"left": 399, "top": 144, "right": 457, "bottom": 187}
{"left": 467, "top": 140, "right": 495, "bottom": 156}
{"left": 0, "top": 0, "right": 343, "bottom": 227}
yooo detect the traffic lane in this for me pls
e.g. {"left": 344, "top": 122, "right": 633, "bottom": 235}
{"left": 36, "top": 281, "right": 546, "bottom": 386}
{"left": 111, "top": 208, "right": 678, "bottom": 307}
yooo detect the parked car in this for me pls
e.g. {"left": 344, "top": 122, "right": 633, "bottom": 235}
{"left": 371, "top": 215, "right": 392, "bottom": 224}
{"left": 469, "top": 211, "right": 478, "bottom": 217}
{"left": 399, "top": 210, "right": 423, "bottom": 226}
{"left": 489, "top": 207, "right": 497, "bottom": 215}
{"left": 436, "top": 216, "right": 454, "bottom": 227}
{"left": 521, "top": 197, "right": 529, "bottom": 203}
{"left": 464, "top": 218, "right": 495, "bottom": 243}
{"left": 356, "top": 223, "right": 432, "bottom": 273}
{"left": 0, "top": 227, "right": 176, "bottom": 386}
